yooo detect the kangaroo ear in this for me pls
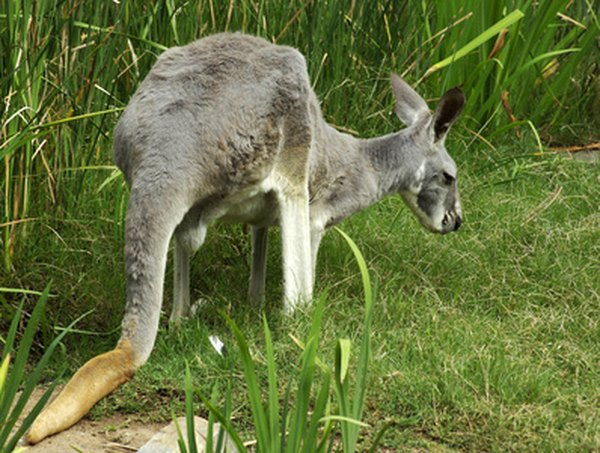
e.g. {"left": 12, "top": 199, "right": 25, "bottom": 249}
{"left": 432, "top": 87, "right": 465, "bottom": 141}
{"left": 391, "top": 73, "right": 430, "bottom": 127}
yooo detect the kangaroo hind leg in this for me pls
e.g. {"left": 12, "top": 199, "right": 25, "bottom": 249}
{"left": 248, "top": 225, "right": 269, "bottom": 304}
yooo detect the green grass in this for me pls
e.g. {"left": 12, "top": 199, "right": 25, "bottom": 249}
{"left": 18, "top": 148, "right": 594, "bottom": 451}
{"left": 1, "top": 0, "right": 599, "bottom": 451}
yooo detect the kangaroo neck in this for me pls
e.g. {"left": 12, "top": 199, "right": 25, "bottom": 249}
{"left": 308, "top": 120, "right": 418, "bottom": 227}
{"left": 361, "top": 129, "right": 419, "bottom": 196}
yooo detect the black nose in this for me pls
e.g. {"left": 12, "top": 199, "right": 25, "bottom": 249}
{"left": 454, "top": 216, "right": 462, "bottom": 231}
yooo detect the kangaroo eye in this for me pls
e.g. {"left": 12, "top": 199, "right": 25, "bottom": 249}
{"left": 442, "top": 171, "right": 455, "bottom": 184}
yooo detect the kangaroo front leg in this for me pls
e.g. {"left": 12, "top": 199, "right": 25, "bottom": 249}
{"left": 171, "top": 238, "right": 191, "bottom": 321}
{"left": 274, "top": 112, "right": 313, "bottom": 312}
{"left": 248, "top": 226, "right": 268, "bottom": 304}
{"left": 310, "top": 225, "right": 325, "bottom": 281}
{"left": 279, "top": 191, "right": 313, "bottom": 312}
{"left": 171, "top": 211, "right": 207, "bottom": 322}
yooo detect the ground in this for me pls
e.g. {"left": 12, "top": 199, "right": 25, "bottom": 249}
{"left": 19, "top": 388, "right": 164, "bottom": 453}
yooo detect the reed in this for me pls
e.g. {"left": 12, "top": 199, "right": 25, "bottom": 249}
{"left": 1, "top": 1, "right": 597, "bottom": 269}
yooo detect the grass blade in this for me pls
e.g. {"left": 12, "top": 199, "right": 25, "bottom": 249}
{"left": 220, "top": 311, "right": 269, "bottom": 450}
{"left": 301, "top": 372, "right": 331, "bottom": 453}
{"left": 2, "top": 304, "right": 86, "bottom": 446}
{"left": 423, "top": 9, "right": 525, "bottom": 78}
{"left": 334, "top": 228, "right": 376, "bottom": 450}
{"left": 0, "top": 300, "right": 22, "bottom": 361}
{"left": 0, "top": 355, "right": 10, "bottom": 396}
{"left": 173, "top": 411, "right": 188, "bottom": 453}
{"left": 0, "top": 286, "right": 49, "bottom": 429}
{"left": 319, "top": 415, "right": 370, "bottom": 428}
{"left": 194, "top": 388, "right": 247, "bottom": 452}
{"left": 184, "top": 365, "right": 197, "bottom": 453}
{"left": 263, "top": 315, "right": 280, "bottom": 449}
{"left": 287, "top": 292, "right": 326, "bottom": 453}
{"left": 336, "top": 339, "right": 351, "bottom": 384}
{"left": 4, "top": 380, "right": 60, "bottom": 452}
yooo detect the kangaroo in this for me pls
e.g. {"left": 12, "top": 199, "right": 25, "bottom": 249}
{"left": 27, "top": 32, "right": 464, "bottom": 444}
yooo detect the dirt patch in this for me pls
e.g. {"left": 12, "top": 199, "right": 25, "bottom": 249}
{"left": 25, "top": 415, "right": 163, "bottom": 452}
{"left": 17, "top": 387, "right": 165, "bottom": 452}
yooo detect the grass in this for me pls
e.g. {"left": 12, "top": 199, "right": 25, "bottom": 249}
{"left": 33, "top": 147, "right": 594, "bottom": 451}
{"left": 1, "top": 0, "right": 599, "bottom": 450}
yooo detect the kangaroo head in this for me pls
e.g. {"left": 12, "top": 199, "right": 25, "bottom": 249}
{"left": 391, "top": 74, "right": 465, "bottom": 234}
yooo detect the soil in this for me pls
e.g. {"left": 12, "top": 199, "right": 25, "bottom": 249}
{"left": 16, "top": 387, "right": 165, "bottom": 453}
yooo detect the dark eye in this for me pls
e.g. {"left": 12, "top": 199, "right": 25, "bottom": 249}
{"left": 442, "top": 171, "right": 455, "bottom": 184}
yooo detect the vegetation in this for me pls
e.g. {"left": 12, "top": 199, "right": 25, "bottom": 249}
{"left": 0, "top": 286, "right": 77, "bottom": 453}
{"left": 176, "top": 229, "right": 379, "bottom": 453}
{"left": 1, "top": 0, "right": 598, "bottom": 451}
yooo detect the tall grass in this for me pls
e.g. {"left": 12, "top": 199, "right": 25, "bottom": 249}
{"left": 1, "top": 0, "right": 598, "bottom": 271}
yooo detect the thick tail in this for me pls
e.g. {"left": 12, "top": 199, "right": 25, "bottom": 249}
{"left": 26, "top": 342, "right": 135, "bottom": 444}
{"left": 27, "top": 186, "right": 183, "bottom": 444}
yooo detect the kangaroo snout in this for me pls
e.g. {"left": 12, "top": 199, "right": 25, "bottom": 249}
{"left": 440, "top": 209, "right": 462, "bottom": 233}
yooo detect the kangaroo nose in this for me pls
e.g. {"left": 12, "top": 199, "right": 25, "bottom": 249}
{"left": 454, "top": 215, "right": 462, "bottom": 231}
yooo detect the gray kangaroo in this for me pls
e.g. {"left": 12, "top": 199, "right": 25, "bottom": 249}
{"left": 28, "top": 32, "right": 464, "bottom": 444}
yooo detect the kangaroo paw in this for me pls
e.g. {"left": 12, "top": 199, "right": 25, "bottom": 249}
{"left": 26, "top": 341, "right": 136, "bottom": 444}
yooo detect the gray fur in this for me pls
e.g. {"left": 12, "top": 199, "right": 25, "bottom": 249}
{"left": 113, "top": 33, "right": 464, "bottom": 366}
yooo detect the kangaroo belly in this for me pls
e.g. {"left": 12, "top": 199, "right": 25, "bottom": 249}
{"left": 206, "top": 184, "right": 279, "bottom": 227}
{"left": 220, "top": 192, "right": 278, "bottom": 226}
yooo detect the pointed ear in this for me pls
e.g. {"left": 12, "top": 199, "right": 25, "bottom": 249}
{"left": 391, "top": 73, "right": 429, "bottom": 127}
{"left": 432, "top": 87, "right": 465, "bottom": 141}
